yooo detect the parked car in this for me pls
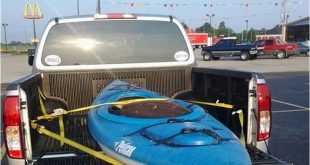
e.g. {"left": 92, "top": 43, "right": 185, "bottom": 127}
{"left": 296, "top": 40, "right": 309, "bottom": 56}
{"left": 201, "top": 38, "right": 258, "bottom": 61}
{"left": 254, "top": 38, "right": 298, "bottom": 59}
{"left": 3, "top": 13, "right": 290, "bottom": 165}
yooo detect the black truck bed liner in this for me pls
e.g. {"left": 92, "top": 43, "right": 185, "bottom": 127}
{"left": 32, "top": 114, "right": 291, "bottom": 165}
{"left": 32, "top": 115, "right": 108, "bottom": 164}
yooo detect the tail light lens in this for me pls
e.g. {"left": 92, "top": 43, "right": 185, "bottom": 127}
{"left": 256, "top": 84, "right": 271, "bottom": 141}
{"left": 95, "top": 13, "right": 136, "bottom": 19}
{"left": 3, "top": 96, "right": 24, "bottom": 159}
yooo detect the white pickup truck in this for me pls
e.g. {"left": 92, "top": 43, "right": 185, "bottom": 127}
{"left": 2, "top": 13, "right": 290, "bottom": 165}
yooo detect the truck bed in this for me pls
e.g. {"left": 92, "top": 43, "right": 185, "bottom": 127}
{"left": 13, "top": 69, "right": 289, "bottom": 165}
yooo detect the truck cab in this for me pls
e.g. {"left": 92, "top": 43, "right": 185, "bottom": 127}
{"left": 201, "top": 38, "right": 258, "bottom": 61}
{"left": 2, "top": 14, "right": 290, "bottom": 165}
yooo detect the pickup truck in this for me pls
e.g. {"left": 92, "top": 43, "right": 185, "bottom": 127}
{"left": 201, "top": 38, "right": 258, "bottom": 61}
{"left": 2, "top": 14, "right": 290, "bottom": 165}
{"left": 254, "top": 38, "right": 298, "bottom": 59}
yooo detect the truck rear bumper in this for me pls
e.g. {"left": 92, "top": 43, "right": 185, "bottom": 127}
{"left": 20, "top": 149, "right": 293, "bottom": 165}
{"left": 5, "top": 156, "right": 25, "bottom": 165}
{"left": 249, "top": 147, "right": 292, "bottom": 165}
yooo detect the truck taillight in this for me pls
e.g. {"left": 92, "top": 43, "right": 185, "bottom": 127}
{"left": 256, "top": 84, "right": 271, "bottom": 141}
{"left": 3, "top": 96, "right": 24, "bottom": 159}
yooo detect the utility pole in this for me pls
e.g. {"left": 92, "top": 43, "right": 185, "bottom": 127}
{"left": 2, "top": 23, "right": 8, "bottom": 52}
{"left": 281, "top": 0, "right": 289, "bottom": 41}
{"left": 96, "top": 0, "right": 101, "bottom": 14}
{"left": 77, "top": 0, "right": 80, "bottom": 16}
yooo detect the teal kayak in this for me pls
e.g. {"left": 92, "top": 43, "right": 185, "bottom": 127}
{"left": 88, "top": 80, "right": 251, "bottom": 165}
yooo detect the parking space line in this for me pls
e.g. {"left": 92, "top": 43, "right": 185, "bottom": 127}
{"left": 272, "top": 99, "right": 309, "bottom": 109}
{"left": 272, "top": 108, "right": 310, "bottom": 113}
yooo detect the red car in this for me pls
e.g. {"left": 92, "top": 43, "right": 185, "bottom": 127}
{"left": 254, "top": 38, "right": 298, "bottom": 59}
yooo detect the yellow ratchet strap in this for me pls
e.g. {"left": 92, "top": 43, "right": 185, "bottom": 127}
{"left": 59, "top": 115, "right": 65, "bottom": 146}
{"left": 36, "top": 98, "right": 169, "bottom": 121}
{"left": 31, "top": 122, "right": 123, "bottom": 165}
{"left": 188, "top": 100, "right": 234, "bottom": 109}
{"left": 37, "top": 87, "right": 65, "bottom": 146}
{"left": 38, "top": 87, "right": 48, "bottom": 115}
{"left": 232, "top": 110, "right": 245, "bottom": 146}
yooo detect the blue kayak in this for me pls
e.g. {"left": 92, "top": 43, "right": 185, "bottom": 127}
{"left": 88, "top": 80, "right": 251, "bottom": 165}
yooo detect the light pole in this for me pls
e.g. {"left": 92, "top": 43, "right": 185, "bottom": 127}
{"left": 245, "top": 19, "right": 248, "bottom": 41}
{"left": 206, "top": 14, "right": 215, "bottom": 36}
{"left": 2, "top": 23, "right": 8, "bottom": 52}
{"left": 77, "top": 0, "right": 80, "bottom": 16}
{"left": 96, "top": 0, "right": 101, "bottom": 14}
{"left": 32, "top": 19, "right": 37, "bottom": 46}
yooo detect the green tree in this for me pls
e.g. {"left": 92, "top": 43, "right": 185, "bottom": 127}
{"left": 195, "top": 22, "right": 213, "bottom": 33}
{"left": 217, "top": 21, "right": 227, "bottom": 36}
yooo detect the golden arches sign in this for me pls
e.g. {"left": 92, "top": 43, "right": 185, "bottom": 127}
{"left": 24, "top": 0, "right": 43, "bottom": 19}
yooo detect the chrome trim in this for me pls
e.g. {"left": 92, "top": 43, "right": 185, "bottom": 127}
{"left": 247, "top": 77, "right": 259, "bottom": 147}
{"left": 249, "top": 50, "right": 258, "bottom": 54}
{"left": 20, "top": 89, "right": 33, "bottom": 161}
{"left": 256, "top": 140, "right": 269, "bottom": 153}
{"left": 35, "top": 16, "right": 195, "bottom": 72}
{"left": 40, "top": 153, "right": 78, "bottom": 159}
{"left": 7, "top": 156, "right": 25, "bottom": 165}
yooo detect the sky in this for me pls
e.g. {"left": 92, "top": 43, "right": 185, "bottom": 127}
{"left": 1, "top": 0, "right": 309, "bottom": 42}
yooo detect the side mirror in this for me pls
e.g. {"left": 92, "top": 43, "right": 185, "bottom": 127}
{"left": 27, "top": 48, "right": 35, "bottom": 66}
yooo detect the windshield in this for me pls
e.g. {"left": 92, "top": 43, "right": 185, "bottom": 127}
{"left": 41, "top": 20, "right": 189, "bottom": 66}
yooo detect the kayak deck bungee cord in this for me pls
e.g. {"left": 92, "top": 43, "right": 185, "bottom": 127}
{"left": 32, "top": 81, "right": 248, "bottom": 165}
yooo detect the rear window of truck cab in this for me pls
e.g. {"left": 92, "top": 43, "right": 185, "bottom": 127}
{"left": 41, "top": 20, "right": 190, "bottom": 66}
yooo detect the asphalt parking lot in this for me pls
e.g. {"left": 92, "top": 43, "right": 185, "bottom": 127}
{"left": 1, "top": 53, "right": 309, "bottom": 165}
{"left": 265, "top": 72, "right": 309, "bottom": 165}
{"left": 192, "top": 51, "right": 309, "bottom": 165}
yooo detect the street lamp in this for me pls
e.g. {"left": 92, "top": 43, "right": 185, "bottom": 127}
{"left": 245, "top": 19, "right": 249, "bottom": 41}
{"left": 77, "top": 0, "right": 80, "bottom": 16}
{"left": 2, "top": 23, "right": 8, "bottom": 52}
{"left": 206, "top": 14, "right": 215, "bottom": 36}
{"left": 96, "top": 0, "right": 101, "bottom": 14}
